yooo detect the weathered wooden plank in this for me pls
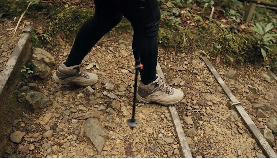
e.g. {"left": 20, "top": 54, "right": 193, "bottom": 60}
{"left": 202, "top": 57, "right": 277, "bottom": 158}
{"left": 243, "top": 2, "right": 257, "bottom": 22}
{"left": 156, "top": 62, "right": 192, "bottom": 158}
{"left": 0, "top": 27, "right": 32, "bottom": 95}
{"left": 169, "top": 106, "right": 192, "bottom": 158}
{"left": 201, "top": 57, "right": 240, "bottom": 104}
{"left": 268, "top": 70, "right": 277, "bottom": 81}
{"left": 236, "top": 105, "right": 277, "bottom": 158}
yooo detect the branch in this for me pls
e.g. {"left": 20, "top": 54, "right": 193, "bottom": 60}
{"left": 239, "top": 0, "right": 277, "bottom": 8}
{"left": 12, "top": 1, "right": 33, "bottom": 36}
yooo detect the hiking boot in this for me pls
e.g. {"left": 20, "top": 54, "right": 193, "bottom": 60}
{"left": 137, "top": 75, "right": 184, "bottom": 105}
{"left": 52, "top": 63, "right": 98, "bottom": 86}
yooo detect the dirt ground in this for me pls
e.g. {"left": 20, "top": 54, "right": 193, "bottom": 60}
{"left": 1, "top": 16, "right": 277, "bottom": 158}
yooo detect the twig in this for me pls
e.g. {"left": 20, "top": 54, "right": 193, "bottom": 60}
{"left": 209, "top": 7, "right": 214, "bottom": 19}
{"left": 12, "top": 1, "right": 33, "bottom": 36}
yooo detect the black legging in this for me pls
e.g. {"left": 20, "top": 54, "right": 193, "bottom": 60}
{"left": 65, "top": 0, "right": 160, "bottom": 85}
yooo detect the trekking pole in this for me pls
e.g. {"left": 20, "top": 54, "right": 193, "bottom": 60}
{"left": 127, "top": 59, "right": 143, "bottom": 129}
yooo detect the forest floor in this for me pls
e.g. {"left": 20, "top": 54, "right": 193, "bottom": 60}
{"left": 1, "top": 14, "right": 277, "bottom": 158}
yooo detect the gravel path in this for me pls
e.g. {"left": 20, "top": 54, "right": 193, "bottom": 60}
{"left": 159, "top": 49, "right": 277, "bottom": 157}
{"left": 2, "top": 23, "right": 277, "bottom": 157}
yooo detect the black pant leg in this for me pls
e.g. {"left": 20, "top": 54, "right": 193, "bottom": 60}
{"left": 121, "top": 0, "right": 161, "bottom": 85}
{"left": 65, "top": 0, "right": 122, "bottom": 66}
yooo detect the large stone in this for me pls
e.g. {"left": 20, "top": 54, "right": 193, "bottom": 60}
{"left": 226, "top": 69, "right": 236, "bottom": 79}
{"left": 263, "top": 126, "right": 275, "bottom": 146}
{"left": 81, "top": 118, "right": 107, "bottom": 153}
{"left": 25, "top": 91, "right": 53, "bottom": 110}
{"left": 10, "top": 131, "right": 25, "bottom": 143}
{"left": 32, "top": 48, "right": 55, "bottom": 66}
{"left": 31, "top": 60, "right": 51, "bottom": 78}
{"left": 266, "top": 116, "right": 277, "bottom": 134}
{"left": 253, "top": 102, "right": 271, "bottom": 111}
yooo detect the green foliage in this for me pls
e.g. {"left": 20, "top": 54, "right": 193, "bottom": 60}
{"left": 49, "top": 6, "right": 94, "bottom": 40}
{"left": 0, "top": 0, "right": 47, "bottom": 17}
{"left": 252, "top": 23, "right": 277, "bottom": 62}
{"left": 21, "top": 66, "right": 33, "bottom": 78}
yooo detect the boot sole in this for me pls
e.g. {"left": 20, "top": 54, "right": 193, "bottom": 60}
{"left": 136, "top": 93, "right": 184, "bottom": 106}
{"left": 52, "top": 73, "right": 71, "bottom": 85}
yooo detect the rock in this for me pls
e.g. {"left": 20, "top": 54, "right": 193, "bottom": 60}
{"left": 192, "top": 59, "right": 201, "bottom": 67}
{"left": 237, "top": 148, "right": 242, "bottom": 156}
{"left": 248, "top": 85, "right": 264, "bottom": 94}
{"left": 26, "top": 91, "right": 53, "bottom": 110}
{"left": 174, "top": 149, "right": 179, "bottom": 155}
{"left": 184, "top": 117, "right": 193, "bottom": 125}
{"left": 121, "top": 106, "right": 129, "bottom": 116}
{"left": 83, "top": 86, "right": 94, "bottom": 96}
{"left": 226, "top": 69, "right": 236, "bottom": 79}
{"left": 262, "top": 73, "right": 271, "bottom": 83}
{"left": 24, "top": 132, "right": 42, "bottom": 142}
{"left": 105, "top": 83, "right": 114, "bottom": 90}
{"left": 263, "top": 126, "right": 275, "bottom": 146}
{"left": 118, "top": 40, "right": 128, "bottom": 44}
{"left": 29, "top": 144, "right": 35, "bottom": 150}
{"left": 119, "top": 44, "right": 126, "bottom": 48}
{"left": 38, "top": 113, "right": 52, "bottom": 125}
{"left": 43, "top": 130, "right": 53, "bottom": 139}
{"left": 31, "top": 60, "right": 51, "bottom": 78}
{"left": 266, "top": 116, "right": 277, "bottom": 134}
{"left": 253, "top": 102, "right": 271, "bottom": 111}
{"left": 10, "top": 131, "right": 25, "bottom": 143}
{"left": 186, "top": 128, "right": 196, "bottom": 136}
{"left": 165, "top": 138, "right": 174, "bottom": 144}
{"left": 42, "top": 142, "right": 51, "bottom": 151}
{"left": 98, "top": 105, "right": 106, "bottom": 111}
{"left": 256, "top": 152, "right": 265, "bottom": 158}
{"left": 196, "top": 156, "right": 202, "bottom": 158}
{"left": 256, "top": 109, "right": 267, "bottom": 118}
{"left": 106, "top": 108, "right": 116, "bottom": 115}
{"left": 158, "top": 133, "right": 163, "bottom": 138}
{"left": 64, "top": 110, "right": 70, "bottom": 116}
{"left": 105, "top": 92, "right": 119, "bottom": 100}
{"left": 81, "top": 118, "right": 107, "bottom": 153}
{"left": 111, "top": 100, "right": 121, "bottom": 111}
{"left": 32, "top": 48, "right": 55, "bottom": 66}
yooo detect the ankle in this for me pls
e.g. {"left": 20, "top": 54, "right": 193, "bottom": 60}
{"left": 141, "top": 76, "right": 158, "bottom": 85}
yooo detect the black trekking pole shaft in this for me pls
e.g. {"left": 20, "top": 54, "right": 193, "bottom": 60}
{"left": 131, "top": 67, "right": 139, "bottom": 120}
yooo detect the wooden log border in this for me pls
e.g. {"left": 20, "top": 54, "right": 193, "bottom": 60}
{"left": 268, "top": 70, "right": 277, "bottom": 82}
{"left": 156, "top": 62, "right": 192, "bottom": 158}
{"left": 202, "top": 57, "right": 277, "bottom": 158}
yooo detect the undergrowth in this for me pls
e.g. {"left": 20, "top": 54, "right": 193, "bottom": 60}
{"left": 1, "top": 0, "right": 277, "bottom": 72}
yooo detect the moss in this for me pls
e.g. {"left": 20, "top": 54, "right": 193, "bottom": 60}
{"left": 49, "top": 6, "right": 95, "bottom": 41}
{"left": 0, "top": 0, "right": 52, "bottom": 18}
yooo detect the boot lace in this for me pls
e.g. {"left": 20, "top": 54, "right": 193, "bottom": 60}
{"left": 157, "top": 77, "right": 174, "bottom": 94}
{"left": 79, "top": 72, "right": 90, "bottom": 79}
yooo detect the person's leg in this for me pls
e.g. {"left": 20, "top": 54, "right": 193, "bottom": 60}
{"left": 121, "top": 0, "right": 159, "bottom": 85}
{"left": 121, "top": 0, "right": 184, "bottom": 105}
{"left": 53, "top": 0, "right": 122, "bottom": 86}
{"left": 65, "top": 0, "right": 122, "bottom": 66}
